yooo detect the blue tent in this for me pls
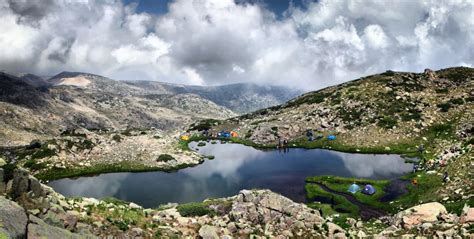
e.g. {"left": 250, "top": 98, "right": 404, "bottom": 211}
{"left": 220, "top": 131, "right": 231, "bottom": 138}
{"left": 362, "top": 184, "right": 376, "bottom": 195}
{"left": 348, "top": 183, "right": 360, "bottom": 194}
{"left": 327, "top": 135, "right": 336, "bottom": 140}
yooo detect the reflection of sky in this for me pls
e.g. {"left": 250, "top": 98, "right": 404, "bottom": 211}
{"left": 186, "top": 142, "right": 265, "bottom": 182}
{"left": 328, "top": 151, "right": 413, "bottom": 178}
{"left": 49, "top": 142, "right": 413, "bottom": 207}
{"left": 48, "top": 173, "right": 130, "bottom": 199}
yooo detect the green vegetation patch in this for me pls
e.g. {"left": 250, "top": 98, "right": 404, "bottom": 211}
{"left": 377, "top": 116, "right": 398, "bottom": 129}
{"left": 389, "top": 173, "right": 444, "bottom": 213}
{"left": 23, "top": 159, "right": 48, "bottom": 171}
{"left": 35, "top": 161, "right": 197, "bottom": 181}
{"left": 157, "top": 154, "right": 175, "bottom": 162}
{"left": 305, "top": 183, "right": 359, "bottom": 217}
{"left": 197, "top": 142, "right": 206, "bottom": 147}
{"left": 437, "top": 67, "right": 474, "bottom": 83}
{"left": 285, "top": 91, "right": 331, "bottom": 108}
{"left": 424, "top": 123, "right": 455, "bottom": 140}
{"left": 189, "top": 119, "right": 221, "bottom": 131}
{"left": 30, "top": 147, "right": 56, "bottom": 160}
{"left": 306, "top": 176, "right": 390, "bottom": 211}
{"left": 177, "top": 202, "right": 213, "bottom": 217}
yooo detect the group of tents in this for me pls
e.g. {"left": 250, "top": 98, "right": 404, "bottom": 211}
{"left": 347, "top": 183, "right": 376, "bottom": 195}
{"left": 217, "top": 131, "right": 238, "bottom": 138}
{"left": 306, "top": 130, "right": 337, "bottom": 141}
{"left": 180, "top": 130, "right": 238, "bottom": 141}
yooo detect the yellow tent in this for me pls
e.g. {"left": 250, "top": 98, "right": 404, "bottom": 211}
{"left": 180, "top": 135, "right": 190, "bottom": 141}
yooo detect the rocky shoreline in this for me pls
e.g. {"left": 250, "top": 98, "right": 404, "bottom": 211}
{"left": 0, "top": 168, "right": 473, "bottom": 238}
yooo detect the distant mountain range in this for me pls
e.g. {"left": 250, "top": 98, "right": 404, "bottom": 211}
{"left": 0, "top": 71, "right": 301, "bottom": 146}
{"left": 124, "top": 80, "right": 302, "bottom": 114}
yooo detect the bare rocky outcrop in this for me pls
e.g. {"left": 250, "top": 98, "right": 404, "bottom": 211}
{"left": 0, "top": 196, "right": 28, "bottom": 238}
{"left": 230, "top": 189, "right": 324, "bottom": 237}
{"left": 27, "top": 215, "right": 96, "bottom": 239}
{"left": 391, "top": 202, "right": 448, "bottom": 229}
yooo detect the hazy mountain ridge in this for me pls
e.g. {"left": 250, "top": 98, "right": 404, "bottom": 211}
{"left": 124, "top": 80, "right": 302, "bottom": 114}
{"left": 0, "top": 71, "right": 236, "bottom": 146}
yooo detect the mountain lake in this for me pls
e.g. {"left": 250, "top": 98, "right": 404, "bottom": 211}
{"left": 48, "top": 141, "right": 414, "bottom": 208}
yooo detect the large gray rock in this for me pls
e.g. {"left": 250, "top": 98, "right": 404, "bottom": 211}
{"left": 199, "top": 225, "right": 219, "bottom": 239}
{"left": 392, "top": 202, "right": 447, "bottom": 229}
{"left": 11, "top": 169, "right": 29, "bottom": 199}
{"left": 28, "top": 215, "right": 97, "bottom": 239}
{"left": 230, "top": 190, "right": 323, "bottom": 236}
{"left": 28, "top": 176, "right": 44, "bottom": 198}
{"left": 0, "top": 196, "right": 28, "bottom": 238}
{"left": 9, "top": 169, "right": 45, "bottom": 200}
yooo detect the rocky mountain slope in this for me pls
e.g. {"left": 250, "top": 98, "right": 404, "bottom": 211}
{"left": 212, "top": 67, "right": 472, "bottom": 147}
{"left": 124, "top": 81, "right": 302, "bottom": 114}
{"left": 204, "top": 67, "right": 473, "bottom": 223}
{"left": 0, "top": 71, "right": 235, "bottom": 146}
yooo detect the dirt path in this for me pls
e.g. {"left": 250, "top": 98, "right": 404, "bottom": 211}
{"left": 311, "top": 182, "right": 387, "bottom": 220}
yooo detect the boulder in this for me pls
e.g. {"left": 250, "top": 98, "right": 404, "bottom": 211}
{"left": 460, "top": 205, "right": 474, "bottom": 224}
{"left": 231, "top": 190, "right": 323, "bottom": 230}
{"left": 0, "top": 157, "right": 6, "bottom": 166}
{"left": 0, "top": 196, "right": 28, "bottom": 238}
{"left": 29, "top": 176, "right": 44, "bottom": 198}
{"left": 11, "top": 169, "right": 30, "bottom": 199}
{"left": 199, "top": 225, "right": 219, "bottom": 239}
{"left": 28, "top": 215, "right": 96, "bottom": 239}
{"left": 327, "top": 222, "right": 346, "bottom": 237}
{"left": 392, "top": 202, "right": 447, "bottom": 229}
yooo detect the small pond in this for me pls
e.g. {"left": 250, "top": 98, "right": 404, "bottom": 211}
{"left": 48, "top": 141, "right": 413, "bottom": 208}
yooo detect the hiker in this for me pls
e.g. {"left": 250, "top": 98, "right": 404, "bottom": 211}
{"left": 418, "top": 144, "right": 425, "bottom": 154}
{"left": 277, "top": 137, "right": 283, "bottom": 148}
{"left": 413, "top": 164, "right": 418, "bottom": 173}
{"left": 306, "top": 129, "right": 314, "bottom": 141}
{"left": 443, "top": 172, "right": 450, "bottom": 183}
{"left": 318, "top": 208, "right": 323, "bottom": 217}
{"left": 283, "top": 139, "right": 288, "bottom": 147}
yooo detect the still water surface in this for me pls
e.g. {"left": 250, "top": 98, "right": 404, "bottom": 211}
{"left": 48, "top": 141, "right": 413, "bottom": 208}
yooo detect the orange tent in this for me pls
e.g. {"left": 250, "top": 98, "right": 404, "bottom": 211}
{"left": 230, "top": 131, "right": 238, "bottom": 137}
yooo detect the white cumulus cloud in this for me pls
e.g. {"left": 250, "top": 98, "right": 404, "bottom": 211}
{"left": 0, "top": 0, "right": 472, "bottom": 89}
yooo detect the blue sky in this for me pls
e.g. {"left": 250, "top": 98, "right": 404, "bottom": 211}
{"left": 123, "top": 0, "right": 306, "bottom": 17}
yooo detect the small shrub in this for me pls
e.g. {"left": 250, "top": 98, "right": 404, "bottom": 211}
{"left": 177, "top": 202, "right": 213, "bottom": 217}
{"left": 24, "top": 159, "right": 47, "bottom": 170}
{"left": 31, "top": 148, "right": 56, "bottom": 160}
{"left": 2, "top": 163, "right": 17, "bottom": 181}
{"left": 382, "top": 70, "right": 395, "bottom": 76}
{"left": 449, "top": 98, "right": 464, "bottom": 105}
{"left": 435, "top": 88, "right": 448, "bottom": 94}
{"left": 81, "top": 139, "right": 94, "bottom": 149}
{"left": 112, "top": 134, "right": 122, "bottom": 142}
{"left": 114, "top": 220, "right": 129, "bottom": 231}
{"left": 157, "top": 154, "right": 174, "bottom": 162}
{"left": 437, "top": 103, "right": 451, "bottom": 112}
{"left": 189, "top": 119, "right": 220, "bottom": 131}
{"left": 197, "top": 142, "right": 206, "bottom": 147}
{"left": 377, "top": 116, "right": 398, "bottom": 129}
